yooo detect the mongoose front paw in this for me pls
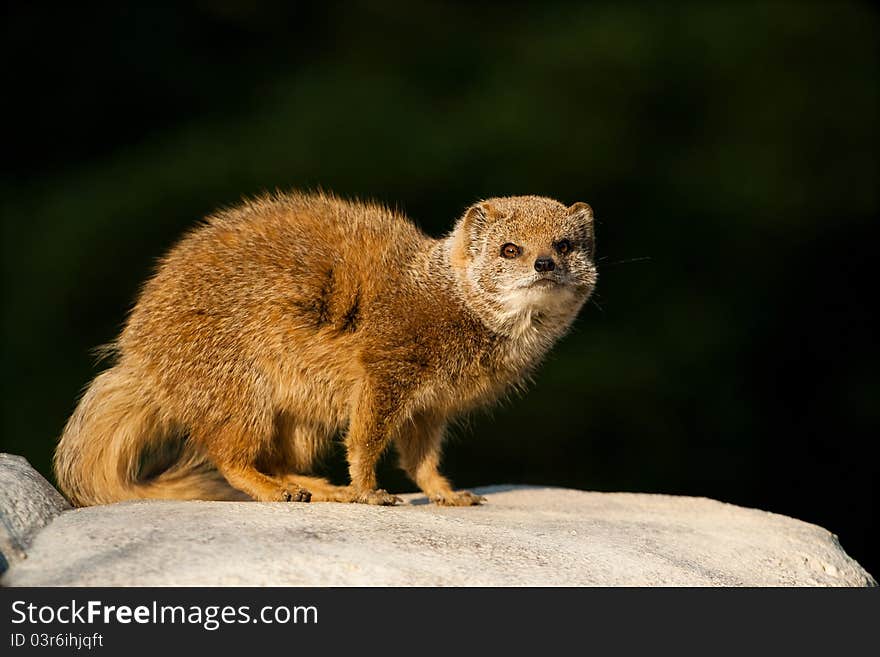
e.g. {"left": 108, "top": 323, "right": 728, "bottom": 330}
{"left": 355, "top": 489, "right": 402, "bottom": 505}
{"left": 280, "top": 487, "right": 312, "bottom": 502}
{"left": 431, "top": 490, "right": 486, "bottom": 506}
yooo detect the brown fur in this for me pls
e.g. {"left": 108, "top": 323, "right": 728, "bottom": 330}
{"left": 54, "top": 191, "right": 597, "bottom": 506}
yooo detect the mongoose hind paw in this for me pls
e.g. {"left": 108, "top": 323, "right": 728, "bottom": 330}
{"left": 280, "top": 487, "right": 312, "bottom": 503}
{"left": 355, "top": 489, "right": 402, "bottom": 506}
{"left": 431, "top": 490, "right": 486, "bottom": 507}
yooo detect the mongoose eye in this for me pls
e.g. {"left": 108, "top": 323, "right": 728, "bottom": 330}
{"left": 500, "top": 243, "right": 522, "bottom": 259}
{"left": 555, "top": 239, "right": 572, "bottom": 255}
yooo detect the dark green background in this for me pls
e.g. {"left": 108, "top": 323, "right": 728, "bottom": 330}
{"left": 3, "top": 2, "right": 878, "bottom": 577}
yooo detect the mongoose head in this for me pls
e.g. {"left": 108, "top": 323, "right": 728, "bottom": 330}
{"left": 449, "top": 195, "right": 597, "bottom": 334}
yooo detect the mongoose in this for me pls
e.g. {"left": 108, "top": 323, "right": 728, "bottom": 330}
{"left": 55, "top": 192, "right": 597, "bottom": 506}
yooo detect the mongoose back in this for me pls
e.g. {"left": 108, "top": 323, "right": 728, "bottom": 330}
{"left": 55, "top": 192, "right": 598, "bottom": 506}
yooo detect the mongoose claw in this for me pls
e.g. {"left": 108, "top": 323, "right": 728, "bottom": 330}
{"left": 356, "top": 489, "right": 402, "bottom": 505}
{"left": 431, "top": 490, "right": 487, "bottom": 506}
{"left": 281, "top": 487, "right": 312, "bottom": 503}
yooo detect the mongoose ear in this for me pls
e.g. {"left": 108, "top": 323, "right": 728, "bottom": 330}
{"left": 568, "top": 202, "right": 594, "bottom": 223}
{"left": 462, "top": 202, "right": 492, "bottom": 233}
{"left": 450, "top": 202, "right": 493, "bottom": 264}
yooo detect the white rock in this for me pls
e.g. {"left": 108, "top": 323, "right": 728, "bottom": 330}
{"left": 1, "top": 481, "right": 874, "bottom": 586}
{"left": 0, "top": 453, "right": 70, "bottom": 572}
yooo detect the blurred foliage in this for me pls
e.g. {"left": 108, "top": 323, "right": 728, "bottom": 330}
{"left": 2, "top": 2, "right": 877, "bottom": 574}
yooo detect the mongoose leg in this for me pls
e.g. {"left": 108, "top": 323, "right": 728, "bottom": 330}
{"left": 344, "top": 382, "right": 404, "bottom": 505}
{"left": 198, "top": 424, "right": 312, "bottom": 502}
{"left": 219, "top": 464, "right": 312, "bottom": 502}
{"left": 278, "top": 475, "right": 359, "bottom": 503}
{"left": 265, "top": 417, "right": 354, "bottom": 502}
{"left": 396, "top": 414, "right": 486, "bottom": 506}
{"left": 260, "top": 416, "right": 351, "bottom": 501}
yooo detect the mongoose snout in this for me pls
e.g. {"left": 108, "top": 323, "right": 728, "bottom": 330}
{"left": 533, "top": 256, "right": 556, "bottom": 272}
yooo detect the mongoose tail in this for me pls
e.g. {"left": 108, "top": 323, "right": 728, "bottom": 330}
{"left": 54, "top": 366, "right": 245, "bottom": 505}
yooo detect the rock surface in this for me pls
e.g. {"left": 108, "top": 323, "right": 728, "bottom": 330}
{"left": 0, "top": 453, "right": 70, "bottom": 573}
{"left": 0, "top": 457, "right": 873, "bottom": 586}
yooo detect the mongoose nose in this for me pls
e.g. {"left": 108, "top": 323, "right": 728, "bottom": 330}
{"left": 534, "top": 257, "right": 556, "bottom": 273}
